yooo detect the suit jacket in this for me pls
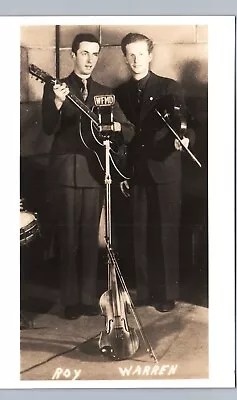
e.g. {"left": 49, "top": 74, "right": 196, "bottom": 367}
{"left": 115, "top": 71, "right": 194, "bottom": 184}
{"left": 42, "top": 72, "right": 135, "bottom": 187}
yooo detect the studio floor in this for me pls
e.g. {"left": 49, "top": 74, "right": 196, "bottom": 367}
{"left": 20, "top": 260, "right": 208, "bottom": 383}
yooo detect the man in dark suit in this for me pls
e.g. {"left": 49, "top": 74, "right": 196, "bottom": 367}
{"left": 42, "top": 33, "right": 135, "bottom": 319}
{"left": 115, "top": 33, "right": 195, "bottom": 312}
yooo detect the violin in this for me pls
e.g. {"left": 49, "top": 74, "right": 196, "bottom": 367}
{"left": 155, "top": 95, "right": 202, "bottom": 168}
{"left": 161, "top": 95, "right": 188, "bottom": 137}
{"left": 99, "top": 243, "right": 139, "bottom": 361}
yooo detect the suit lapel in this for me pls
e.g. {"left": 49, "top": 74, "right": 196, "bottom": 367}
{"left": 67, "top": 73, "right": 84, "bottom": 101}
{"left": 124, "top": 79, "right": 141, "bottom": 123}
{"left": 140, "top": 72, "right": 163, "bottom": 123}
{"left": 86, "top": 79, "right": 100, "bottom": 108}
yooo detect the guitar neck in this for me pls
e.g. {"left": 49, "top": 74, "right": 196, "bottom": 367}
{"left": 29, "top": 64, "right": 100, "bottom": 128}
{"left": 29, "top": 64, "right": 101, "bottom": 127}
{"left": 66, "top": 90, "right": 100, "bottom": 127}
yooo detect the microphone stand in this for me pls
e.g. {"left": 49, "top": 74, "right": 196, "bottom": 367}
{"left": 104, "top": 138, "right": 113, "bottom": 289}
{"left": 102, "top": 131, "right": 159, "bottom": 364}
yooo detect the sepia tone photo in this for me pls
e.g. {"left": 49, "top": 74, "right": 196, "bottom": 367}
{"left": 20, "top": 21, "right": 208, "bottom": 383}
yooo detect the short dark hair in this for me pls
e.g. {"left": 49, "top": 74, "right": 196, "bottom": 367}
{"left": 71, "top": 33, "right": 101, "bottom": 55}
{"left": 121, "top": 33, "right": 154, "bottom": 56}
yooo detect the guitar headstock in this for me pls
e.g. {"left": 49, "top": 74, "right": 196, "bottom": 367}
{"left": 29, "top": 64, "right": 55, "bottom": 84}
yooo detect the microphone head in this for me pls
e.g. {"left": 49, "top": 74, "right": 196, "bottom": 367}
{"left": 94, "top": 94, "right": 115, "bottom": 107}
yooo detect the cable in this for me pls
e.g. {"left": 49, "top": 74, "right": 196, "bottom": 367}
{"left": 20, "top": 333, "right": 99, "bottom": 375}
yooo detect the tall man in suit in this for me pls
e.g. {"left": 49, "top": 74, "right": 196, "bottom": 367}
{"left": 115, "top": 33, "right": 195, "bottom": 312}
{"left": 42, "top": 33, "right": 135, "bottom": 320}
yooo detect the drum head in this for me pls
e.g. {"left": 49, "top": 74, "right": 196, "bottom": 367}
{"left": 20, "top": 212, "right": 35, "bottom": 229}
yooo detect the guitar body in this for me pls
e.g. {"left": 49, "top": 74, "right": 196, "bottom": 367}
{"left": 79, "top": 110, "right": 131, "bottom": 181}
{"left": 29, "top": 64, "right": 132, "bottom": 181}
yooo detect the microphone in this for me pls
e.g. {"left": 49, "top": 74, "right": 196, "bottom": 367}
{"left": 94, "top": 95, "right": 115, "bottom": 138}
{"left": 94, "top": 94, "right": 115, "bottom": 107}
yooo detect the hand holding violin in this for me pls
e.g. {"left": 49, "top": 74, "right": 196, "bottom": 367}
{"left": 174, "top": 136, "right": 190, "bottom": 151}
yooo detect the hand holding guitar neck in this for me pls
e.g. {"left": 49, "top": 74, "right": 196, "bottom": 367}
{"left": 53, "top": 82, "right": 69, "bottom": 109}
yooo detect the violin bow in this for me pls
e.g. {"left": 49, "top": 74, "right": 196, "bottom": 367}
{"left": 105, "top": 240, "right": 159, "bottom": 364}
{"left": 154, "top": 108, "right": 202, "bottom": 168}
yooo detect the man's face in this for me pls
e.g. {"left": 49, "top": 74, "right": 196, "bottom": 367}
{"left": 73, "top": 41, "right": 100, "bottom": 77}
{"left": 125, "top": 40, "right": 152, "bottom": 76}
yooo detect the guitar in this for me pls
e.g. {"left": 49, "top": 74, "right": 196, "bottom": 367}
{"left": 29, "top": 64, "right": 132, "bottom": 180}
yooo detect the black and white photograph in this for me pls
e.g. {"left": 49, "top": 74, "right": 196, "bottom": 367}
{"left": 1, "top": 15, "right": 235, "bottom": 388}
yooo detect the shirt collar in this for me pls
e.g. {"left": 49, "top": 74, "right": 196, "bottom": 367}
{"left": 71, "top": 71, "right": 92, "bottom": 89}
{"left": 133, "top": 71, "right": 151, "bottom": 90}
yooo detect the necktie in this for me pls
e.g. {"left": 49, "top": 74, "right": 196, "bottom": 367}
{"left": 137, "top": 87, "right": 142, "bottom": 104}
{"left": 136, "top": 85, "right": 142, "bottom": 113}
{"left": 81, "top": 79, "right": 88, "bottom": 101}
